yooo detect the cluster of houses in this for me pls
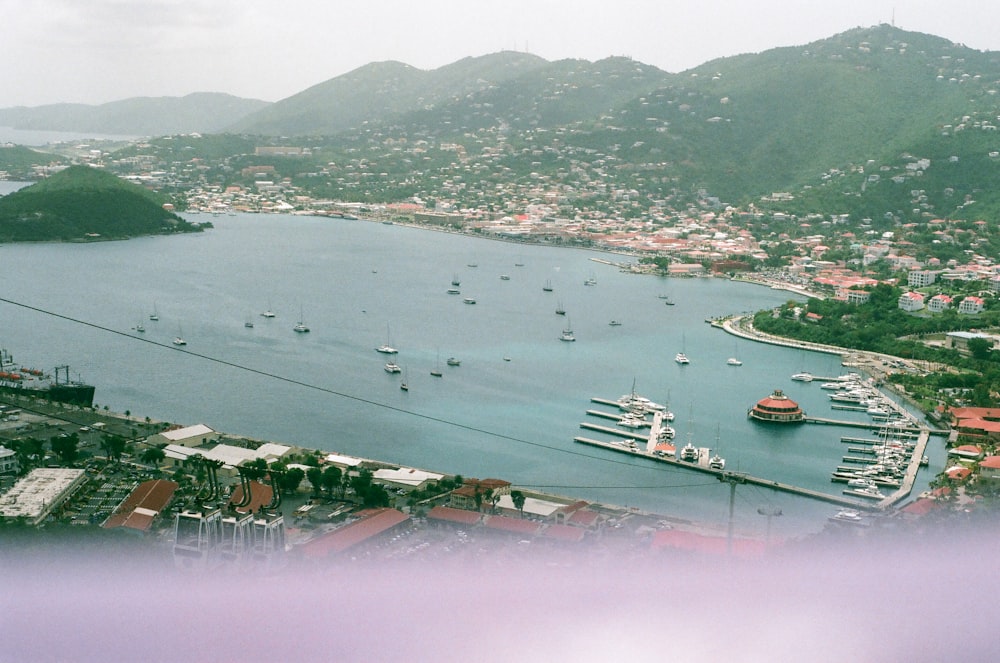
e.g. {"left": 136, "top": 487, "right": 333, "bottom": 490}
{"left": 902, "top": 406, "right": 1000, "bottom": 518}
{"left": 898, "top": 289, "right": 985, "bottom": 314}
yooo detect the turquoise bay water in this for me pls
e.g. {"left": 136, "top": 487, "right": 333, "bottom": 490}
{"left": 0, "top": 198, "right": 944, "bottom": 538}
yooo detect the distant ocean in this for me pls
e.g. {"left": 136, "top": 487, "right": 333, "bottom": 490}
{"left": 0, "top": 126, "right": 140, "bottom": 146}
{"left": 0, "top": 189, "right": 944, "bottom": 538}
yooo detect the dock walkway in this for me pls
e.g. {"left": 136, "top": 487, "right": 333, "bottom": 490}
{"left": 574, "top": 437, "right": 870, "bottom": 508}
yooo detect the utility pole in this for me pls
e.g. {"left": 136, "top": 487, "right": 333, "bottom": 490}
{"left": 717, "top": 471, "right": 747, "bottom": 557}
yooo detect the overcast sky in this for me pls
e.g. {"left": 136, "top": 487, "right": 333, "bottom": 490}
{"left": 3, "top": 0, "right": 1000, "bottom": 108}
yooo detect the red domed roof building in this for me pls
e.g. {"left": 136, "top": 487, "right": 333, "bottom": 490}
{"left": 748, "top": 389, "right": 805, "bottom": 423}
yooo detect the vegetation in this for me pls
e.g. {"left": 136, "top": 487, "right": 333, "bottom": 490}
{"left": 753, "top": 284, "right": 1000, "bottom": 407}
{"left": 0, "top": 165, "right": 200, "bottom": 242}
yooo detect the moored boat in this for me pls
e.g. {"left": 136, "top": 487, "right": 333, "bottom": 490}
{"left": 0, "top": 350, "right": 96, "bottom": 407}
{"left": 680, "top": 442, "right": 699, "bottom": 462}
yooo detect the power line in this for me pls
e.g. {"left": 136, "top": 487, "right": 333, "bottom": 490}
{"left": 0, "top": 295, "right": 706, "bottom": 484}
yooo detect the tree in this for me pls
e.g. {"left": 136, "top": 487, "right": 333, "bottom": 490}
{"left": 968, "top": 337, "right": 993, "bottom": 360}
{"left": 14, "top": 437, "right": 45, "bottom": 467}
{"left": 511, "top": 490, "right": 526, "bottom": 518}
{"left": 306, "top": 466, "right": 324, "bottom": 497}
{"left": 100, "top": 434, "right": 127, "bottom": 463}
{"left": 322, "top": 465, "right": 342, "bottom": 497}
{"left": 280, "top": 466, "right": 305, "bottom": 493}
{"left": 50, "top": 433, "right": 79, "bottom": 465}
{"left": 241, "top": 457, "right": 269, "bottom": 481}
{"left": 140, "top": 446, "right": 166, "bottom": 465}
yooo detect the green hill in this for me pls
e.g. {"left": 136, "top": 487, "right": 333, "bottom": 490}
{"left": 0, "top": 93, "right": 270, "bottom": 136}
{"left": 0, "top": 165, "right": 200, "bottom": 242}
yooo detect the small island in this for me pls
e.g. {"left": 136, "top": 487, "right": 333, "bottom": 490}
{"left": 0, "top": 165, "right": 203, "bottom": 242}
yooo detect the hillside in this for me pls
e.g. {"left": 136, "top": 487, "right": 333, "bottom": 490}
{"left": 0, "top": 165, "right": 200, "bottom": 242}
{"left": 0, "top": 93, "right": 270, "bottom": 136}
{"left": 228, "top": 52, "right": 552, "bottom": 136}
{"left": 7, "top": 25, "right": 1000, "bottom": 223}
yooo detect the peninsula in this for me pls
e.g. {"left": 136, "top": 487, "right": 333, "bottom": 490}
{"left": 0, "top": 164, "right": 202, "bottom": 242}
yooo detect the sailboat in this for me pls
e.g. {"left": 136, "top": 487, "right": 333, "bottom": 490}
{"left": 708, "top": 425, "right": 726, "bottom": 470}
{"left": 376, "top": 324, "right": 398, "bottom": 354}
{"left": 173, "top": 326, "right": 186, "bottom": 346}
{"left": 560, "top": 317, "right": 576, "bottom": 342}
{"left": 555, "top": 300, "right": 566, "bottom": 315}
{"left": 244, "top": 313, "right": 254, "bottom": 329}
{"left": 260, "top": 301, "right": 276, "bottom": 318}
{"left": 430, "top": 351, "right": 443, "bottom": 377}
{"left": 727, "top": 340, "right": 742, "bottom": 366}
{"left": 674, "top": 333, "right": 689, "bottom": 364}
{"left": 293, "top": 307, "right": 309, "bottom": 333}
{"left": 542, "top": 279, "right": 553, "bottom": 292}
{"left": 400, "top": 367, "right": 409, "bottom": 391}
{"left": 149, "top": 303, "right": 159, "bottom": 321}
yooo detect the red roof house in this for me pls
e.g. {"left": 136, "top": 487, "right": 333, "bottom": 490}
{"left": 300, "top": 508, "right": 409, "bottom": 559}
{"left": 103, "top": 479, "right": 179, "bottom": 532}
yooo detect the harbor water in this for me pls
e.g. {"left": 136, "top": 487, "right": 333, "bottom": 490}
{"left": 0, "top": 184, "right": 945, "bottom": 539}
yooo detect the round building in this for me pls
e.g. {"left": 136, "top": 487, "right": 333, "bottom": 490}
{"left": 748, "top": 389, "right": 804, "bottom": 423}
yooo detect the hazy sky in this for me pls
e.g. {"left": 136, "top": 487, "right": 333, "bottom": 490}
{"left": 3, "top": 0, "right": 1000, "bottom": 108}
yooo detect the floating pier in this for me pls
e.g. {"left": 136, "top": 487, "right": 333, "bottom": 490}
{"left": 579, "top": 422, "right": 649, "bottom": 441}
{"left": 586, "top": 409, "right": 651, "bottom": 427}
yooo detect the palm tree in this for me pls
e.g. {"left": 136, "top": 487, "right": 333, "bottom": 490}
{"left": 511, "top": 490, "right": 526, "bottom": 518}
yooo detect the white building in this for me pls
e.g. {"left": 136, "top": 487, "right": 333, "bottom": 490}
{"left": 898, "top": 291, "right": 925, "bottom": 312}
{"left": 0, "top": 445, "right": 18, "bottom": 474}
{"left": 372, "top": 467, "right": 444, "bottom": 491}
{"left": 908, "top": 270, "right": 937, "bottom": 287}
{"left": 148, "top": 424, "right": 219, "bottom": 448}
{"left": 0, "top": 468, "right": 86, "bottom": 525}
{"left": 927, "top": 294, "right": 953, "bottom": 313}
{"left": 959, "top": 296, "right": 985, "bottom": 315}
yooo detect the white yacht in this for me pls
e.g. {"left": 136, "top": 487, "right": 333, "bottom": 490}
{"left": 674, "top": 353, "right": 690, "bottom": 364}
{"left": 384, "top": 361, "right": 401, "bottom": 374}
{"left": 376, "top": 325, "right": 398, "bottom": 354}
{"left": 618, "top": 414, "right": 645, "bottom": 429}
{"left": 726, "top": 357, "right": 743, "bottom": 366}
{"left": 790, "top": 372, "right": 813, "bottom": 382}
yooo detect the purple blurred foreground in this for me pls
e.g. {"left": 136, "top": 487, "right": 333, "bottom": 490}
{"left": 3, "top": 524, "right": 998, "bottom": 662}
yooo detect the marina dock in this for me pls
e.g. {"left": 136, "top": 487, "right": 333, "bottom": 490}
{"left": 586, "top": 409, "right": 651, "bottom": 427}
{"left": 573, "top": 436, "right": 872, "bottom": 508}
{"left": 581, "top": 389, "right": 941, "bottom": 511}
{"left": 876, "top": 430, "right": 929, "bottom": 509}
